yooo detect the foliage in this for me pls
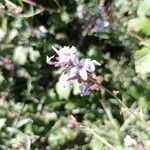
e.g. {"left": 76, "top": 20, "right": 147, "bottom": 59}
{"left": 0, "top": 0, "right": 150, "bottom": 150}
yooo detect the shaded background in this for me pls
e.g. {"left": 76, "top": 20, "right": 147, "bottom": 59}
{"left": 0, "top": 0, "right": 150, "bottom": 149}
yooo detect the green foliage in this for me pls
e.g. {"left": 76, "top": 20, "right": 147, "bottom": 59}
{"left": 0, "top": 0, "right": 150, "bottom": 149}
{"left": 134, "top": 47, "right": 150, "bottom": 75}
{"left": 129, "top": 18, "right": 150, "bottom": 35}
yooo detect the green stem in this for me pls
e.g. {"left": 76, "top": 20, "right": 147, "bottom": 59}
{"left": 89, "top": 77, "right": 143, "bottom": 121}
{"left": 80, "top": 124, "right": 115, "bottom": 150}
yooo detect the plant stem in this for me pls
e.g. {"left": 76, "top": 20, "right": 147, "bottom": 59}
{"left": 79, "top": 124, "right": 115, "bottom": 150}
{"left": 89, "top": 77, "right": 143, "bottom": 121}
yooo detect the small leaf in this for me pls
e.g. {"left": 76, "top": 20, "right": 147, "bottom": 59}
{"left": 134, "top": 47, "right": 150, "bottom": 75}
{"left": 128, "top": 18, "right": 150, "bottom": 35}
{"left": 0, "top": 28, "right": 6, "bottom": 41}
{"left": 55, "top": 79, "right": 71, "bottom": 100}
{"left": 17, "top": 118, "right": 33, "bottom": 128}
{"left": 137, "top": 0, "right": 150, "bottom": 17}
{"left": 13, "top": 46, "right": 28, "bottom": 65}
{"left": 29, "top": 48, "right": 40, "bottom": 62}
{"left": 0, "top": 118, "right": 6, "bottom": 129}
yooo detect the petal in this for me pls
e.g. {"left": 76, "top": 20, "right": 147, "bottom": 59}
{"left": 85, "top": 62, "right": 95, "bottom": 72}
{"left": 52, "top": 46, "right": 59, "bottom": 54}
{"left": 58, "top": 56, "right": 69, "bottom": 65}
{"left": 72, "top": 57, "right": 80, "bottom": 67}
{"left": 79, "top": 68, "right": 88, "bottom": 80}
{"left": 79, "top": 83, "right": 90, "bottom": 96}
{"left": 46, "top": 55, "right": 58, "bottom": 65}
{"left": 70, "top": 67, "right": 78, "bottom": 75}
{"left": 70, "top": 46, "right": 77, "bottom": 54}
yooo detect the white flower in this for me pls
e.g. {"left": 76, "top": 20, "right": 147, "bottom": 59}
{"left": 76, "top": 4, "right": 84, "bottom": 19}
{"left": 124, "top": 135, "right": 137, "bottom": 147}
{"left": 52, "top": 46, "right": 77, "bottom": 66}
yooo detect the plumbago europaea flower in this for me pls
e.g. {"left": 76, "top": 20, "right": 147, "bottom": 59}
{"left": 46, "top": 46, "right": 101, "bottom": 96}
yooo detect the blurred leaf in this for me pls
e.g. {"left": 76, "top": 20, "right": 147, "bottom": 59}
{"left": 129, "top": 18, "right": 150, "bottom": 35}
{"left": 55, "top": 80, "right": 71, "bottom": 100}
{"left": 29, "top": 48, "right": 40, "bottom": 62}
{"left": 134, "top": 47, "right": 150, "bottom": 75}
{"left": 65, "top": 102, "right": 76, "bottom": 110}
{"left": 138, "top": 96, "right": 148, "bottom": 109}
{"left": 13, "top": 46, "right": 28, "bottom": 65}
{"left": 141, "top": 39, "right": 150, "bottom": 48}
{"left": 7, "top": 28, "right": 18, "bottom": 42}
{"left": 17, "top": 118, "right": 33, "bottom": 128}
{"left": 0, "top": 118, "right": 6, "bottom": 129}
{"left": 137, "top": 0, "right": 150, "bottom": 17}
{"left": 0, "top": 28, "right": 6, "bottom": 41}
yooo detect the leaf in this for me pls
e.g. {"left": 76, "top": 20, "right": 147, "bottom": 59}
{"left": 13, "top": 46, "right": 28, "bottom": 65}
{"left": 0, "top": 29, "right": 6, "bottom": 42}
{"left": 134, "top": 47, "right": 150, "bottom": 75}
{"left": 0, "top": 118, "right": 6, "bottom": 129}
{"left": 7, "top": 28, "right": 18, "bottom": 43}
{"left": 17, "top": 118, "right": 33, "bottom": 128}
{"left": 141, "top": 39, "right": 150, "bottom": 48}
{"left": 29, "top": 48, "right": 40, "bottom": 62}
{"left": 128, "top": 18, "right": 150, "bottom": 35}
{"left": 55, "top": 79, "right": 71, "bottom": 100}
{"left": 137, "top": 0, "right": 150, "bottom": 17}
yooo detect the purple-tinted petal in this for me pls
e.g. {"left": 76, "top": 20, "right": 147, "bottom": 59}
{"left": 58, "top": 56, "right": 70, "bottom": 65}
{"left": 70, "top": 67, "right": 78, "bottom": 75}
{"left": 67, "top": 115, "right": 78, "bottom": 128}
{"left": 79, "top": 68, "right": 88, "bottom": 80}
{"left": 46, "top": 55, "right": 58, "bottom": 66}
{"left": 72, "top": 57, "right": 80, "bottom": 67}
{"left": 85, "top": 61, "right": 95, "bottom": 72}
{"left": 80, "top": 59, "right": 95, "bottom": 72}
{"left": 79, "top": 83, "right": 90, "bottom": 96}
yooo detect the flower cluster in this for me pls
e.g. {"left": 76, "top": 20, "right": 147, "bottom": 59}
{"left": 46, "top": 46, "right": 100, "bottom": 96}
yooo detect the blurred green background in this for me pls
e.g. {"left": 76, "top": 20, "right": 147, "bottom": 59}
{"left": 0, "top": 0, "right": 150, "bottom": 149}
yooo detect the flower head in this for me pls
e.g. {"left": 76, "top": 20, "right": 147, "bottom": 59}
{"left": 46, "top": 45, "right": 100, "bottom": 96}
{"left": 71, "top": 58, "right": 100, "bottom": 81}
{"left": 46, "top": 46, "right": 77, "bottom": 67}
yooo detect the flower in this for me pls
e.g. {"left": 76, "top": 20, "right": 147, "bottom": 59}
{"left": 46, "top": 46, "right": 77, "bottom": 67}
{"left": 79, "top": 83, "right": 90, "bottom": 96}
{"left": 46, "top": 45, "right": 100, "bottom": 96}
{"left": 71, "top": 58, "right": 100, "bottom": 81}
{"left": 79, "top": 81, "right": 95, "bottom": 96}
{"left": 52, "top": 46, "right": 77, "bottom": 66}
{"left": 67, "top": 115, "right": 78, "bottom": 128}
{"left": 76, "top": 4, "right": 84, "bottom": 19}
{"left": 94, "top": 18, "right": 109, "bottom": 32}
{"left": 124, "top": 135, "right": 137, "bottom": 147}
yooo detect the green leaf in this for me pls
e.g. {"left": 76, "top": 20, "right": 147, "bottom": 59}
{"left": 137, "top": 0, "right": 150, "bottom": 17}
{"left": 29, "top": 48, "right": 40, "bottom": 62}
{"left": 13, "top": 46, "right": 28, "bottom": 65}
{"left": 0, "top": 29, "right": 6, "bottom": 42}
{"left": 134, "top": 47, "right": 150, "bottom": 75}
{"left": 128, "top": 18, "right": 150, "bottom": 35}
{"left": 0, "top": 118, "right": 6, "bottom": 129}
{"left": 55, "top": 77, "right": 71, "bottom": 100}
{"left": 141, "top": 39, "right": 150, "bottom": 48}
